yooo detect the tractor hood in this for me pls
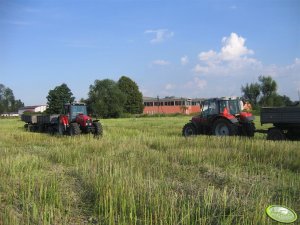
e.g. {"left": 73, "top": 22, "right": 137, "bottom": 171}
{"left": 239, "top": 112, "right": 254, "bottom": 122}
{"left": 77, "top": 113, "right": 92, "bottom": 121}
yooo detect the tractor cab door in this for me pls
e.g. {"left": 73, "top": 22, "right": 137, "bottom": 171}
{"left": 200, "top": 99, "right": 218, "bottom": 121}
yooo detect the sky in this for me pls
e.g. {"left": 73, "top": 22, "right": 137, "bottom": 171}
{"left": 1, "top": 0, "right": 300, "bottom": 105}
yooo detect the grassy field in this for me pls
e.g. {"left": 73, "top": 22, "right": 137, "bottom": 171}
{"left": 0, "top": 116, "right": 299, "bottom": 225}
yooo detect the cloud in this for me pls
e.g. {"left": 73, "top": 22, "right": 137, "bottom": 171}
{"left": 181, "top": 55, "right": 189, "bottom": 65}
{"left": 165, "top": 83, "right": 176, "bottom": 90}
{"left": 145, "top": 29, "right": 174, "bottom": 43}
{"left": 193, "top": 32, "right": 259, "bottom": 76}
{"left": 184, "top": 77, "right": 207, "bottom": 90}
{"left": 220, "top": 33, "right": 254, "bottom": 60}
{"left": 152, "top": 60, "right": 170, "bottom": 66}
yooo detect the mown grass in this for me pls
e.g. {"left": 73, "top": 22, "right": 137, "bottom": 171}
{"left": 0, "top": 117, "right": 299, "bottom": 225}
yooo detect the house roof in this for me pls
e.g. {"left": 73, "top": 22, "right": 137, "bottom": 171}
{"left": 19, "top": 105, "right": 47, "bottom": 110}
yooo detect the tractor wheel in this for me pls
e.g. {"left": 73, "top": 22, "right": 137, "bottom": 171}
{"left": 57, "top": 123, "right": 65, "bottom": 135}
{"left": 244, "top": 122, "right": 255, "bottom": 137}
{"left": 182, "top": 123, "right": 197, "bottom": 137}
{"left": 93, "top": 122, "right": 103, "bottom": 137}
{"left": 69, "top": 123, "right": 81, "bottom": 136}
{"left": 212, "top": 119, "right": 237, "bottom": 136}
{"left": 267, "top": 128, "right": 285, "bottom": 141}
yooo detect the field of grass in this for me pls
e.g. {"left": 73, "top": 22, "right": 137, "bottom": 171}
{"left": 0, "top": 116, "right": 299, "bottom": 225}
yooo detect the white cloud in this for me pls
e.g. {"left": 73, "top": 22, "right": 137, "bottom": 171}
{"left": 194, "top": 32, "right": 259, "bottom": 76}
{"left": 220, "top": 33, "right": 254, "bottom": 61}
{"left": 152, "top": 60, "right": 170, "bottom": 66}
{"left": 198, "top": 50, "right": 218, "bottom": 61}
{"left": 145, "top": 29, "right": 174, "bottom": 43}
{"left": 184, "top": 77, "right": 207, "bottom": 90}
{"left": 165, "top": 83, "right": 176, "bottom": 90}
{"left": 181, "top": 55, "right": 189, "bottom": 65}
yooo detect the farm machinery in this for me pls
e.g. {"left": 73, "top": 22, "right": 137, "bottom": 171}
{"left": 259, "top": 106, "right": 300, "bottom": 141}
{"left": 21, "top": 103, "right": 102, "bottom": 137}
{"left": 182, "top": 97, "right": 255, "bottom": 137}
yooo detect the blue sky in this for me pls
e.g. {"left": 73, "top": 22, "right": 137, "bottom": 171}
{"left": 1, "top": 0, "right": 299, "bottom": 105}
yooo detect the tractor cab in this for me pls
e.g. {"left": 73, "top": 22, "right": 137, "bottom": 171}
{"left": 200, "top": 97, "right": 241, "bottom": 118}
{"left": 64, "top": 103, "right": 88, "bottom": 121}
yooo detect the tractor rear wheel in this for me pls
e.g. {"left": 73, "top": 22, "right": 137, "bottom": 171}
{"left": 212, "top": 119, "right": 237, "bottom": 136}
{"left": 267, "top": 128, "right": 285, "bottom": 141}
{"left": 182, "top": 123, "right": 197, "bottom": 137}
{"left": 69, "top": 123, "right": 81, "bottom": 136}
{"left": 93, "top": 122, "right": 103, "bottom": 137}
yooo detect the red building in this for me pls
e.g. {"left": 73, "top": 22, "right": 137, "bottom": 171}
{"left": 143, "top": 97, "right": 203, "bottom": 115}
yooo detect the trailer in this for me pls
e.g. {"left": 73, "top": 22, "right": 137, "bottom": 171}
{"left": 259, "top": 106, "right": 300, "bottom": 140}
{"left": 22, "top": 114, "right": 60, "bottom": 133}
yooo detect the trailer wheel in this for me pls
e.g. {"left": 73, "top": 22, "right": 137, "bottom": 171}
{"left": 267, "top": 128, "right": 286, "bottom": 141}
{"left": 182, "top": 123, "right": 197, "bottom": 137}
{"left": 212, "top": 119, "right": 237, "bottom": 136}
{"left": 69, "top": 123, "right": 81, "bottom": 136}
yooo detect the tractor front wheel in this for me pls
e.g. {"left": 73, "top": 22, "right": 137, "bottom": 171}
{"left": 69, "top": 123, "right": 81, "bottom": 136}
{"left": 93, "top": 122, "right": 103, "bottom": 138}
{"left": 212, "top": 119, "right": 237, "bottom": 136}
{"left": 182, "top": 123, "right": 197, "bottom": 137}
{"left": 243, "top": 122, "right": 255, "bottom": 137}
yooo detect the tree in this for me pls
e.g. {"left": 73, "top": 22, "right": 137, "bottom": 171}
{"left": 46, "top": 83, "right": 75, "bottom": 114}
{"left": 117, "top": 76, "right": 144, "bottom": 114}
{"left": 258, "top": 75, "right": 277, "bottom": 106}
{"left": 88, "top": 79, "right": 126, "bottom": 118}
{"left": 0, "top": 83, "right": 24, "bottom": 113}
{"left": 241, "top": 82, "right": 260, "bottom": 107}
{"left": 241, "top": 76, "right": 293, "bottom": 107}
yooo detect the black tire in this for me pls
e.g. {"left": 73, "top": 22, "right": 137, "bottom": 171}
{"left": 212, "top": 119, "right": 237, "bottom": 136}
{"left": 244, "top": 122, "right": 255, "bottom": 137}
{"left": 69, "top": 123, "right": 81, "bottom": 136}
{"left": 267, "top": 128, "right": 285, "bottom": 141}
{"left": 182, "top": 123, "right": 197, "bottom": 137}
{"left": 93, "top": 122, "right": 103, "bottom": 137}
{"left": 57, "top": 123, "right": 65, "bottom": 135}
{"left": 286, "top": 130, "right": 300, "bottom": 141}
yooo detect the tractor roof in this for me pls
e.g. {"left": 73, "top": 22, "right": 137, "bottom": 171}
{"left": 205, "top": 96, "right": 240, "bottom": 101}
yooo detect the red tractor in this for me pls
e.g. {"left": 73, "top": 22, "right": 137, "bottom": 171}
{"left": 182, "top": 97, "right": 255, "bottom": 137}
{"left": 58, "top": 103, "right": 102, "bottom": 136}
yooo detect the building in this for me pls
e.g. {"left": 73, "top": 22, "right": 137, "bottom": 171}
{"left": 143, "top": 97, "right": 203, "bottom": 115}
{"left": 18, "top": 105, "right": 47, "bottom": 115}
{"left": 0, "top": 112, "right": 19, "bottom": 117}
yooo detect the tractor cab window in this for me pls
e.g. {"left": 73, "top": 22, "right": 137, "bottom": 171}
{"left": 70, "top": 105, "right": 87, "bottom": 120}
{"left": 201, "top": 101, "right": 209, "bottom": 117}
{"left": 201, "top": 100, "right": 217, "bottom": 117}
{"left": 219, "top": 100, "right": 239, "bottom": 115}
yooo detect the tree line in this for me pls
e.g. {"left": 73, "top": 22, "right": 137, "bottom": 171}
{"left": 241, "top": 75, "right": 294, "bottom": 109}
{"left": 46, "top": 76, "right": 144, "bottom": 118}
{"left": 1, "top": 75, "right": 296, "bottom": 116}
{"left": 0, "top": 84, "right": 24, "bottom": 114}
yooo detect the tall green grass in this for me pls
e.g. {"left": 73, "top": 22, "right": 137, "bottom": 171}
{"left": 0, "top": 117, "right": 299, "bottom": 224}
